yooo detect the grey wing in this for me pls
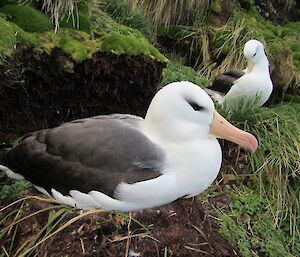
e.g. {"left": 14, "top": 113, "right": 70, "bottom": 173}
{"left": 1, "top": 114, "right": 166, "bottom": 197}
{"left": 210, "top": 70, "right": 245, "bottom": 94}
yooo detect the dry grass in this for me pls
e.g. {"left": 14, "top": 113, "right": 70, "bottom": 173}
{"left": 41, "top": 0, "right": 81, "bottom": 31}
{"left": 130, "top": 0, "right": 211, "bottom": 33}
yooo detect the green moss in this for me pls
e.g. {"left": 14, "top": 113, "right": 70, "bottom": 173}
{"left": 0, "top": 4, "right": 52, "bottom": 32}
{"left": 211, "top": 0, "right": 222, "bottom": 13}
{"left": 0, "top": 17, "right": 39, "bottom": 56}
{"left": 60, "top": 2, "right": 90, "bottom": 33}
{"left": 40, "top": 29, "right": 98, "bottom": 62}
{"left": 0, "top": 171, "right": 32, "bottom": 203}
{"left": 59, "top": 37, "right": 92, "bottom": 62}
{"left": 100, "top": 26, "right": 168, "bottom": 62}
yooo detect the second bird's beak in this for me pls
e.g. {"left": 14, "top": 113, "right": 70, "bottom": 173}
{"left": 210, "top": 111, "right": 258, "bottom": 152}
{"left": 247, "top": 59, "right": 254, "bottom": 72}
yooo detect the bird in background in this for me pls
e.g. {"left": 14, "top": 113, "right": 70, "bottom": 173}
{"left": 204, "top": 39, "right": 273, "bottom": 110}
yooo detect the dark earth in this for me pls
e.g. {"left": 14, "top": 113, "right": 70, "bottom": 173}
{"left": 0, "top": 48, "right": 166, "bottom": 142}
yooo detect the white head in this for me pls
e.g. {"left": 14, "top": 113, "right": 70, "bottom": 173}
{"left": 144, "top": 81, "right": 258, "bottom": 152}
{"left": 244, "top": 39, "right": 269, "bottom": 71}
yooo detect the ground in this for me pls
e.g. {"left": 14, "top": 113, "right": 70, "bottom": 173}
{"left": 0, "top": 190, "right": 241, "bottom": 257}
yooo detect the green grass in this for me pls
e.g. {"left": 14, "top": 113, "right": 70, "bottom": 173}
{"left": 219, "top": 183, "right": 300, "bottom": 257}
{"left": 100, "top": 0, "right": 152, "bottom": 38}
{"left": 0, "top": 4, "right": 53, "bottom": 32}
{"left": 160, "top": 55, "right": 210, "bottom": 87}
{"left": 218, "top": 102, "right": 300, "bottom": 253}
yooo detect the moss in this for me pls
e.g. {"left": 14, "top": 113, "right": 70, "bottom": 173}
{"left": 39, "top": 29, "right": 98, "bottom": 62}
{"left": 0, "top": 17, "right": 39, "bottom": 56}
{"left": 0, "top": 4, "right": 52, "bottom": 32}
{"left": 100, "top": 26, "right": 168, "bottom": 63}
{"left": 60, "top": 2, "right": 90, "bottom": 33}
{"left": 0, "top": 170, "right": 32, "bottom": 203}
{"left": 211, "top": 0, "right": 222, "bottom": 13}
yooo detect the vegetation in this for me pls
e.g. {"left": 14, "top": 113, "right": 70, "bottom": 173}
{"left": 0, "top": 0, "right": 300, "bottom": 256}
{"left": 219, "top": 183, "right": 300, "bottom": 257}
{"left": 0, "top": 17, "right": 39, "bottom": 56}
{"left": 217, "top": 101, "right": 300, "bottom": 254}
{"left": 160, "top": 55, "right": 210, "bottom": 87}
{"left": 100, "top": 0, "right": 152, "bottom": 38}
{"left": 0, "top": 4, "right": 53, "bottom": 32}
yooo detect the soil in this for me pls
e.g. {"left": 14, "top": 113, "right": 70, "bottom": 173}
{"left": 0, "top": 48, "right": 166, "bottom": 142}
{"left": 0, "top": 193, "right": 241, "bottom": 257}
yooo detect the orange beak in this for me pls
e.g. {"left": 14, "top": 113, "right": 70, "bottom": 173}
{"left": 210, "top": 111, "right": 258, "bottom": 152}
{"left": 247, "top": 59, "right": 254, "bottom": 72}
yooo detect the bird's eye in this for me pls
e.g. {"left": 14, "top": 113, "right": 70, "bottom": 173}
{"left": 253, "top": 52, "right": 257, "bottom": 57}
{"left": 188, "top": 101, "right": 205, "bottom": 111}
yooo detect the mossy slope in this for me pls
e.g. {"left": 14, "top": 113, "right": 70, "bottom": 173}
{"left": 0, "top": 3, "right": 167, "bottom": 63}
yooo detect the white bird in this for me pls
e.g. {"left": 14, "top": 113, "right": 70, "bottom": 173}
{"left": 205, "top": 39, "right": 273, "bottom": 110}
{"left": 0, "top": 81, "right": 258, "bottom": 211}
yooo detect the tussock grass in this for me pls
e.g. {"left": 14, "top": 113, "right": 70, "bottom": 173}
{"left": 210, "top": 13, "right": 256, "bottom": 77}
{"left": 221, "top": 102, "right": 300, "bottom": 249}
{"left": 130, "top": 0, "right": 211, "bottom": 33}
{"left": 99, "top": 0, "right": 152, "bottom": 38}
{"left": 40, "top": 0, "right": 81, "bottom": 31}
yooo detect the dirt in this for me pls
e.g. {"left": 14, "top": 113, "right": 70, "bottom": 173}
{"left": 0, "top": 48, "right": 166, "bottom": 142}
{"left": 0, "top": 193, "right": 241, "bottom": 257}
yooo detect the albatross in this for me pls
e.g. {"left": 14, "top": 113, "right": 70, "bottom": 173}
{"left": 0, "top": 81, "right": 258, "bottom": 211}
{"left": 205, "top": 39, "right": 273, "bottom": 109}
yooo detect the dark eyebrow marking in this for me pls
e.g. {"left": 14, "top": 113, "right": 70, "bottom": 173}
{"left": 187, "top": 100, "right": 205, "bottom": 111}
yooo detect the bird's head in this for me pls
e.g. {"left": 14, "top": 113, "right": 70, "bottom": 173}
{"left": 244, "top": 39, "right": 268, "bottom": 72}
{"left": 145, "top": 81, "right": 258, "bottom": 152}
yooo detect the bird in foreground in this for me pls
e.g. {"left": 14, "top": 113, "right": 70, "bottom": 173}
{"left": 0, "top": 81, "right": 258, "bottom": 211}
{"left": 205, "top": 39, "right": 273, "bottom": 109}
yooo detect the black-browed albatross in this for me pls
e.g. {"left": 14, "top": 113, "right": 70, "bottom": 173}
{"left": 0, "top": 81, "right": 258, "bottom": 211}
{"left": 205, "top": 39, "right": 273, "bottom": 109}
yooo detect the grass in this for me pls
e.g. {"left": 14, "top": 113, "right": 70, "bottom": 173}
{"left": 160, "top": 55, "right": 210, "bottom": 88}
{"left": 218, "top": 183, "right": 300, "bottom": 257}
{"left": 131, "top": 0, "right": 211, "bottom": 33}
{"left": 41, "top": 0, "right": 80, "bottom": 31}
{"left": 100, "top": 0, "right": 152, "bottom": 39}
{"left": 218, "top": 101, "right": 300, "bottom": 252}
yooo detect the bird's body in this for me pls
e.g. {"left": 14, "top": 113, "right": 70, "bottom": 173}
{"left": 206, "top": 40, "right": 273, "bottom": 109}
{"left": 0, "top": 82, "right": 258, "bottom": 211}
